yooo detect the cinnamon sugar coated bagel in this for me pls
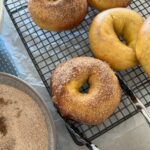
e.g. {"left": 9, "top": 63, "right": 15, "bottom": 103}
{"left": 136, "top": 17, "right": 150, "bottom": 76}
{"left": 28, "top": 0, "right": 88, "bottom": 31}
{"left": 51, "top": 57, "right": 121, "bottom": 125}
{"left": 89, "top": 8, "right": 144, "bottom": 71}
{"left": 88, "top": 0, "right": 132, "bottom": 10}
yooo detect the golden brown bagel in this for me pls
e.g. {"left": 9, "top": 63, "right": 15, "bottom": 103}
{"left": 51, "top": 57, "right": 121, "bottom": 125}
{"left": 136, "top": 17, "right": 150, "bottom": 76}
{"left": 89, "top": 8, "right": 144, "bottom": 71}
{"left": 88, "top": 0, "right": 132, "bottom": 11}
{"left": 28, "top": 0, "right": 88, "bottom": 31}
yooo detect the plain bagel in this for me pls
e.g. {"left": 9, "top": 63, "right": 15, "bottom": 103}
{"left": 136, "top": 17, "right": 150, "bottom": 76}
{"left": 89, "top": 8, "right": 144, "bottom": 71}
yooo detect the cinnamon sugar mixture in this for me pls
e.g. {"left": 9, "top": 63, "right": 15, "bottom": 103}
{"left": 0, "top": 84, "right": 48, "bottom": 150}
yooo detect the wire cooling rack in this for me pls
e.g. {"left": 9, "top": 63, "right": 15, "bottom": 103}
{"left": 4, "top": 0, "right": 150, "bottom": 145}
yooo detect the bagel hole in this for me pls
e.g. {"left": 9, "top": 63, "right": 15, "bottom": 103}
{"left": 119, "top": 36, "right": 127, "bottom": 45}
{"left": 79, "top": 80, "right": 90, "bottom": 93}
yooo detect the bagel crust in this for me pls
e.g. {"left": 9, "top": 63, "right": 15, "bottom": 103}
{"left": 51, "top": 57, "right": 121, "bottom": 125}
{"left": 89, "top": 8, "right": 144, "bottom": 71}
{"left": 88, "top": 0, "right": 132, "bottom": 11}
{"left": 28, "top": 0, "right": 88, "bottom": 31}
{"left": 136, "top": 17, "right": 150, "bottom": 76}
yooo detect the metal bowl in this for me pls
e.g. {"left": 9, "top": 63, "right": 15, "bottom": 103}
{"left": 0, "top": 72, "right": 56, "bottom": 150}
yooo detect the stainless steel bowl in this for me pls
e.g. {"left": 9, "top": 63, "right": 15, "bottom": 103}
{"left": 0, "top": 72, "right": 56, "bottom": 150}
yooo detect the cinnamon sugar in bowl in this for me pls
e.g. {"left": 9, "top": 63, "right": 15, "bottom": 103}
{"left": 0, "top": 73, "right": 56, "bottom": 150}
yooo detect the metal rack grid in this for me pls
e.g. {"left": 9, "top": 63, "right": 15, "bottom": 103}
{"left": 4, "top": 0, "right": 150, "bottom": 144}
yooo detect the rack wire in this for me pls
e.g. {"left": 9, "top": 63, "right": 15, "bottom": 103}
{"left": 4, "top": 0, "right": 150, "bottom": 145}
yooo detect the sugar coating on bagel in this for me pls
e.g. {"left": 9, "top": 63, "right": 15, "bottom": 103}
{"left": 28, "top": 0, "right": 88, "bottom": 31}
{"left": 51, "top": 57, "right": 121, "bottom": 125}
{"left": 89, "top": 8, "right": 144, "bottom": 71}
{"left": 88, "top": 0, "right": 132, "bottom": 10}
{"left": 136, "top": 17, "right": 150, "bottom": 76}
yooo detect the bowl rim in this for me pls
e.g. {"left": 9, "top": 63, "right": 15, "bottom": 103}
{"left": 0, "top": 72, "right": 56, "bottom": 150}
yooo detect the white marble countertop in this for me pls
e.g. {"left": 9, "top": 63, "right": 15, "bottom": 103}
{"left": 1, "top": 7, "right": 150, "bottom": 150}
